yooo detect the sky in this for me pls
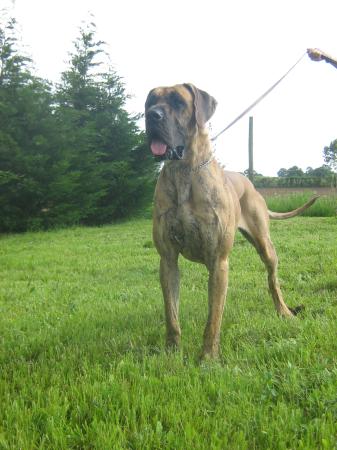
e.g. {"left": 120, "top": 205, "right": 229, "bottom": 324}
{"left": 3, "top": 0, "right": 337, "bottom": 175}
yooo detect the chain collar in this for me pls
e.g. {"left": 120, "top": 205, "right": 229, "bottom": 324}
{"left": 191, "top": 154, "right": 215, "bottom": 172}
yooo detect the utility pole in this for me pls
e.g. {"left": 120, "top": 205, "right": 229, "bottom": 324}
{"left": 248, "top": 116, "right": 254, "bottom": 184}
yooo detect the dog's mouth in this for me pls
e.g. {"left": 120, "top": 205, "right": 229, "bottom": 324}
{"left": 150, "top": 139, "right": 185, "bottom": 160}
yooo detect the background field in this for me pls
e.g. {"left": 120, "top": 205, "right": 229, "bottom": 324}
{"left": 0, "top": 217, "right": 336, "bottom": 449}
{"left": 260, "top": 189, "right": 337, "bottom": 217}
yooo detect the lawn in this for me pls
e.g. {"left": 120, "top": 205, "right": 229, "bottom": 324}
{"left": 0, "top": 218, "right": 336, "bottom": 449}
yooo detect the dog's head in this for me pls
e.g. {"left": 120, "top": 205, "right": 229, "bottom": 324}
{"left": 145, "top": 83, "right": 217, "bottom": 160}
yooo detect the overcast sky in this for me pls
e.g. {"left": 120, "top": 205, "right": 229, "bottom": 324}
{"left": 4, "top": 0, "right": 337, "bottom": 175}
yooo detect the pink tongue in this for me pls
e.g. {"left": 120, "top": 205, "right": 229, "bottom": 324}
{"left": 151, "top": 140, "right": 167, "bottom": 156}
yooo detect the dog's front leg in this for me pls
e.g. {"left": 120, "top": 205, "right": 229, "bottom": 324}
{"left": 202, "top": 257, "right": 229, "bottom": 360}
{"left": 160, "top": 255, "right": 181, "bottom": 348}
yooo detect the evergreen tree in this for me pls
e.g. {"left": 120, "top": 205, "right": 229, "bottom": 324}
{"left": 0, "top": 16, "right": 56, "bottom": 232}
{"left": 52, "top": 22, "right": 154, "bottom": 226}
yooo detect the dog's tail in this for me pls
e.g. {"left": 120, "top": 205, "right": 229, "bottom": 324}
{"left": 268, "top": 196, "right": 319, "bottom": 220}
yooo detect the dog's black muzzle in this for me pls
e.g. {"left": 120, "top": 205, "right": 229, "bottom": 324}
{"left": 146, "top": 106, "right": 185, "bottom": 161}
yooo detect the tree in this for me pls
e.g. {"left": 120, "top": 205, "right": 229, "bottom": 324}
{"left": 323, "top": 139, "right": 337, "bottom": 173}
{"left": 243, "top": 169, "right": 263, "bottom": 177}
{"left": 277, "top": 168, "right": 288, "bottom": 177}
{"left": 51, "top": 21, "right": 154, "bottom": 226}
{"left": 0, "top": 15, "right": 56, "bottom": 232}
{"left": 287, "top": 166, "right": 304, "bottom": 177}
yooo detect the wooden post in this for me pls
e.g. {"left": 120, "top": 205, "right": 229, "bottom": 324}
{"left": 248, "top": 116, "right": 254, "bottom": 184}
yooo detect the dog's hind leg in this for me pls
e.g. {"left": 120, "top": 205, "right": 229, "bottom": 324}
{"left": 239, "top": 225, "right": 294, "bottom": 317}
{"left": 159, "top": 254, "right": 181, "bottom": 348}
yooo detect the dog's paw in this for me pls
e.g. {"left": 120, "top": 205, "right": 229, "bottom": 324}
{"left": 166, "top": 335, "right": 181, "bottom": 351}
{"left": 288, "top": 304, "right": 305, "bottom": 316}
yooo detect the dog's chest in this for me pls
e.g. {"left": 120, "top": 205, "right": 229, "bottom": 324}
{"left": 167, "top": 177, "right": 224, "bottom": 262}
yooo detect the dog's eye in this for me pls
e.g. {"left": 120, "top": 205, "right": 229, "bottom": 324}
{"left": 169, "top": 93, "right": 186, "bottom": 110}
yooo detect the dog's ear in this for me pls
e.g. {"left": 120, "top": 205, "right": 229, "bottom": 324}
{"left": 145, "top": 88, "right": 155, "bottom": 108}
{"left": 184, "top": 83, "right": 217, "bottom": 127}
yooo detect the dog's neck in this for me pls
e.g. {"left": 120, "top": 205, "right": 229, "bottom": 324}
{"left": 185, "top": 127, "right": 213, "bottom": 168}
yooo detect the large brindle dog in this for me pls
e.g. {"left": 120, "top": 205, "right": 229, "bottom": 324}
{"left": 145, "top": 83, "right": 317, "bottom": 360}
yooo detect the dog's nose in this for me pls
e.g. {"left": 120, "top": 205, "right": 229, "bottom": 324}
{"left": 147, "top": 106, "right": 164, "bottom": 122}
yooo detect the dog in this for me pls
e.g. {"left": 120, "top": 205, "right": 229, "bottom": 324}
{"left": 145, "top": 83, "right": 318, "bottom": 360}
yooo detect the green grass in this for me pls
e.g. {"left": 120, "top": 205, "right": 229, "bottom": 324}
{"left": 265, "top": 192, "right": 337, "bottom": 217}
{"left": 0, "top": 218, "right": 336, "bottom": 449}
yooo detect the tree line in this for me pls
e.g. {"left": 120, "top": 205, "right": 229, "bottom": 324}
{"left": 245, "top": 158, "right": 337, "bottom": 188}
{"left": 261, "top": 164, "right": 336, "bottom": 188}
{"left": 0, "top": 16, "right": 154, "bottom": 233}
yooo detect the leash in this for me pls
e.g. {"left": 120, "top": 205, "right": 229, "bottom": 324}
{"left": 162, "top": 48, "right": 335, "bottom": 168}
{"left": 211, "top": 51, "right": 308, "bottom": 142}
